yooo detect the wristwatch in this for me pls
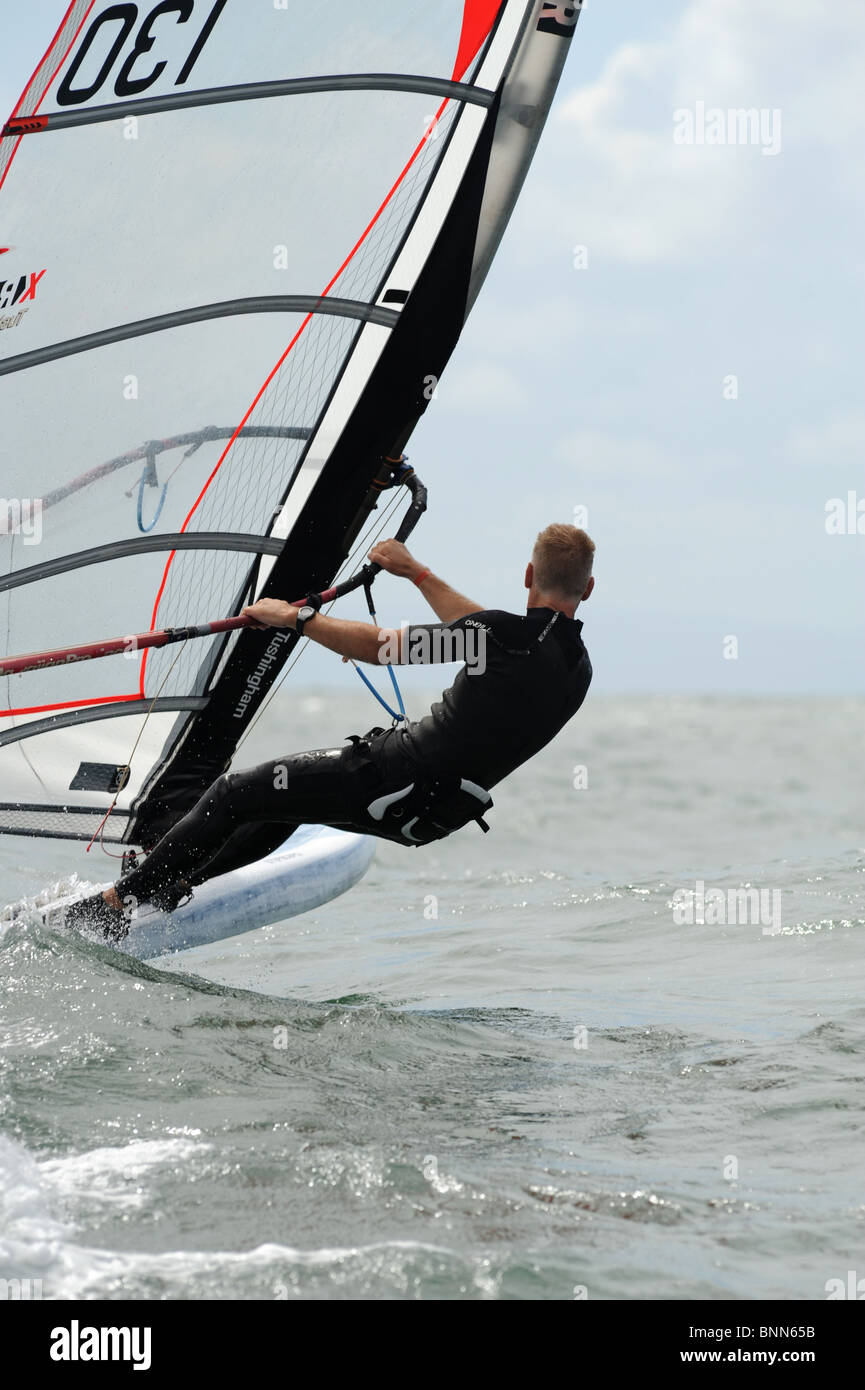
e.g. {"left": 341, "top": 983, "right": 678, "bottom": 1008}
{"left": 295, "top": 604, "right": 318, "bottom": 637}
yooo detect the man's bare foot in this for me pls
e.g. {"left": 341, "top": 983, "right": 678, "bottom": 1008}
{"left": 102, "top": 887, "right": 122, "bottom": 912}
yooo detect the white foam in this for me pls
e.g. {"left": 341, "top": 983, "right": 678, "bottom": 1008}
{"left": 1, "top": 1130, "right": 501, "bottom": 1298}
{"left": 0, "top": 1134, "right": 71, "bottom": 1283}
{"left": 39, "top": 1138, "right": 211, "bottom": 1211}
{"left": 0, "top": 874, "right": 102, "bottom": 934}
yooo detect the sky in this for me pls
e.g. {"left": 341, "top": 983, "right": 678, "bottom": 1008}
{"left": 2, "top": 0, "right": 863, "bottom": 695}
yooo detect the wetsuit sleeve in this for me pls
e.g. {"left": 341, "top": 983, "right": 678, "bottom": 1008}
{"left": 392, "top": 612, "right": 532, "bottom": 665}
{"left": 396, "top": 613, "right": 492, "bottom": 665}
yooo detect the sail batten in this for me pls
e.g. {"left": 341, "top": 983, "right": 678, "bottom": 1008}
{"left": 1, "top": 533, "right": 287, "bottom": 596}
{"left": 3, "top": 73, "right": 494, "bottom": 138}
{"left": 0, "top": 297, "right": 401, "bottom": 377}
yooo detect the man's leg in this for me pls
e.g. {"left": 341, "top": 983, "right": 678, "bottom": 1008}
{"left": 114, "top": 747, "right": 353, "bottom": 909}
{"left": 184, "top": 822, "right": 299, "bottom": 888}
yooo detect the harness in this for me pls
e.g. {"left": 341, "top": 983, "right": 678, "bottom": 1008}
{"left": 341, "top": 610, "right": 573, "bottom": 845}
{"left": 343, "top": 730, "right": 493, "bottom": 847}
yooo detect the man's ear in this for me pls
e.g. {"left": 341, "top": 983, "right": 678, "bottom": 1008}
{"left": 582, "top": 576, "right": 595, "bottom": 602}
{"left": 525, "top": 561, "right": 533, "bottom": 591}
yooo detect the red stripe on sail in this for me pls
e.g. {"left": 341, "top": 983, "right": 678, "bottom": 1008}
{"left": 451, "top": 0, "right": 503, "bottom": 80}
{"left": 0, "top": 2, "right": 96, "bottom": 194}
{"left": 5, "top": 694, "right": 140, "bottom": 719}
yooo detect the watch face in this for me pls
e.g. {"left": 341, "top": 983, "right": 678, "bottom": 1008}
{"left": 298, "top": 606, "right": 315, "bottom": 621}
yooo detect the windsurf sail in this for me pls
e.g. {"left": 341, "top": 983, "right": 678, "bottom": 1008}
{"left": 0, "top": 1, "right": 582, "bottom": 849}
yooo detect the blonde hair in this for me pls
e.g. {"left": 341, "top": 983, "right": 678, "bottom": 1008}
{"left": 532, "top": 524, "right": 595, "bottom": 601}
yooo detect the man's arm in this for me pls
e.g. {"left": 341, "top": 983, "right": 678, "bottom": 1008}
{"left": 367, "top": 539, "right": 482, "bottom": 624}
{"left": 241, "top": 538, "right": 482, "bottom": 662}
{"left": 241, "top": 600, "right": 397, "bottom": 664}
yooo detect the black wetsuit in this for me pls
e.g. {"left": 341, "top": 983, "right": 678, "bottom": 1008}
{"left": 118, "top": 608, "right": 591, "bottom": 905}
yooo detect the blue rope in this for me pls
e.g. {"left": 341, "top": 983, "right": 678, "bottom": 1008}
{"left": 136, "top": 467, "right": 168, "bottom": 533}
{"left": 353, "top": 661, "right": 405, "bottom": 723}
{"left": 352, "top": 601, "right": 406, "bottom": 723}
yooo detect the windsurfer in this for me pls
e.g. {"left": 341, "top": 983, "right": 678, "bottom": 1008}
{"left": 67, "top": 524, "right": 595, "bottom": 938}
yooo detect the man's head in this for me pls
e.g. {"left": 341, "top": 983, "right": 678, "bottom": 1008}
{"left": 525, "top": 524, "right": 595, "bottom": 617}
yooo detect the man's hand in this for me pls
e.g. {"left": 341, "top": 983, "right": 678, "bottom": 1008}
{"left": 368, "top": 538, "right": 424, "bottom": 580}
{"left": 369, "top": 541, "right": 483, "bottom": 624}
{"left": 242, "top": 598, "right": 299, "bottom": 630}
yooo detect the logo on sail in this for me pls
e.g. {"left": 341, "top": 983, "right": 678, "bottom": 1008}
{"left": 0, "top": 265, "right": 46, "bottom": 332}
{"left": 538, "top": 2, "right": 580, "bottom": 38}
{"left": 233, "top": 631, "right": 292, "bottom": 720}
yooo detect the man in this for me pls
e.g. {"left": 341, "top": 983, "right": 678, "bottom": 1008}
{"left": 68, "top": 523, "right": 595, "bottom": 938}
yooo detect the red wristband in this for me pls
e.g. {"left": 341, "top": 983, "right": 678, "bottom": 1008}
{"left": 413, "top": 569, "right": 431, "bottom": 586}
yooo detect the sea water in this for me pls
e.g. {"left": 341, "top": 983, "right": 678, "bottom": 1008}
{"left": 1, "top": 694, "right": 863, "bottom": 1301}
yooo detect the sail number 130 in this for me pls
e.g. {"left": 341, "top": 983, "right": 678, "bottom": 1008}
{"left": 56, "top": 0, "right": 228, "bottom": 106}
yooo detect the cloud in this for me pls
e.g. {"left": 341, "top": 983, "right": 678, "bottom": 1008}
{"left": 514, "top": 0, "right": 865, "bottom": 266}
{"left": 554, "top": 427, "right": 684, "bottom": 484}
